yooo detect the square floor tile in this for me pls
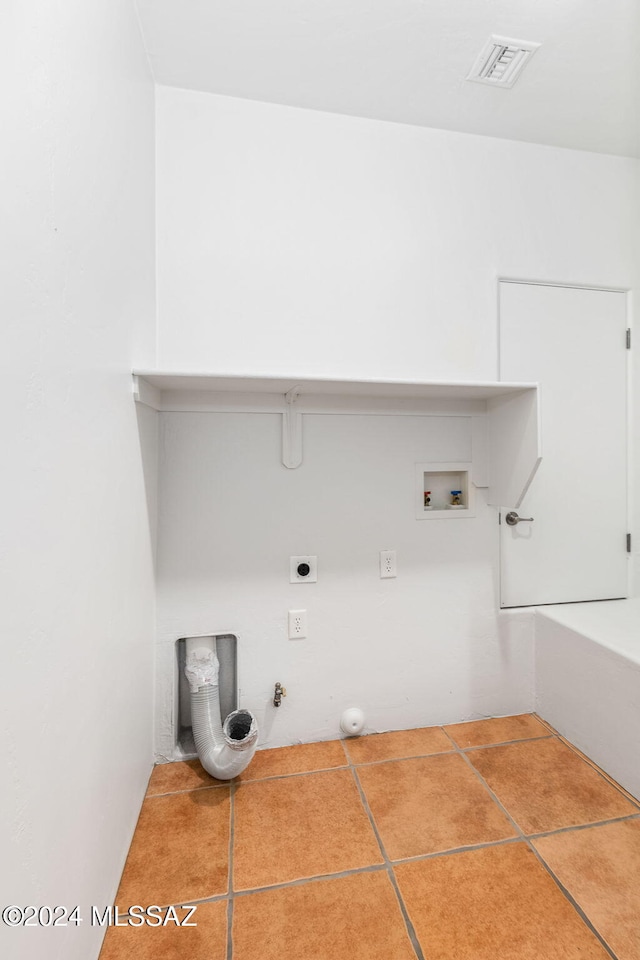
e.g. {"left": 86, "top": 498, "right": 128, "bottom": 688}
{"left": 395, "top": 842, "right": 610, "bottom": 960}
{"left": 344, "top": 726, "right": 452, "bottom": 765}
{"left": 233, "top": 769, "right": 382, "bottom": 890}
{"left": 146, "top": 759, "right": 226, "bottom": 796}
{"left": 116, "top": 789, "right": 231, "bottom": 907}
{"left": 99, "top": 900, "right": 227, "bottom": 960}
{"left": 239, "top": 739, "right": 348, "bottom": 781}
{"left": 534, "top": 819, "right": 640, "bottom": 960}
{"left": 467, "top": 738, "right": 636, "bottom": 834}
{"left": 445, "top": 714, "right": 550, "bottom": 749}
{"left": 356, "top": 753, "right": 516, "bottom": 860}
{"left": 232, "top": 871, "right": 416, "bottom": 960}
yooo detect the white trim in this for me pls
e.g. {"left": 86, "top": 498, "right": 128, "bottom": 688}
{"left": 498, "top": 276, "right": 630, "bottom": 293}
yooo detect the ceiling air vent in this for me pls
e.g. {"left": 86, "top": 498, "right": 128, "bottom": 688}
{"left": 467, "top": 35, "right": 540, "bottom": 88}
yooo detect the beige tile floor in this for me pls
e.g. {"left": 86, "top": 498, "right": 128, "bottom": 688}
{"left": 100, "top": 714, "right": 640, "bottom": 960}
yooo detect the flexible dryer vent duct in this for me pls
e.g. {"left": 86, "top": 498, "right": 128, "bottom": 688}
{"left": 185, "top": 636, "right": 258, "bottom": 780}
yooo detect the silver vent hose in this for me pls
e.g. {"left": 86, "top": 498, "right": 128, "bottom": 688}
{"left": 185, "top": 637, "right": 258, "bottom": 780}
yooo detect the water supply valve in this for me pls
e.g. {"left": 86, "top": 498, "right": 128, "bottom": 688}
{"left": 273, "top": 682, "right": 287, "bottom": 707}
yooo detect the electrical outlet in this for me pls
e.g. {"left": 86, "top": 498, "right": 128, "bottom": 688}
{"left": 380, "top": 549, "right": 397, "bottom": 579}
{"left": 290, "top": 556, "right": 318, "bottom": 583}
{"left": 288, "top": 609, "right": 307, "bottom": 639}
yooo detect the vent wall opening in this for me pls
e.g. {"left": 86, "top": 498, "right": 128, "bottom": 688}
{"left": 467, "top": 35, "right": 541, "bottom": 88}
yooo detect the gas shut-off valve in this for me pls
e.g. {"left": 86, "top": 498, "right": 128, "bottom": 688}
{"left": 273, "top": 682, "right": 287, "bottom": 707}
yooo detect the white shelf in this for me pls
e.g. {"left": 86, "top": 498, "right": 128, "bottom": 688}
{"left": 133, "top": 370, "right": 536, "bottom": 407}
{"left": 132, "top": 370, "right": 541, "bottom": 505}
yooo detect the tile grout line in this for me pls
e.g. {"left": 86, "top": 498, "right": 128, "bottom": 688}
{"left": 533, "top": 714, "right": 640, "bottom": 810}
{"left": 556, "top": 738, "right": 640, "bottom": 811}
{"left": 527, "top": 811, "right": 640, "bottom": 841}
{"left": 146, "top": 783, "right": 230, "bottom": 799}
{"left": 346, "top": 757, "right": 427, "bottom": 960}
{"left": 141, "top": 864, "right": 391, "bottom": 913}
{"left": 461, "top": 734, "right": 553, "bottom": 752}
{"left": 390, "top": 835, "right": 522, "bottom": 865}
{"left": 441, "top": 727, "right": 621, "bottom": 960}
{"left": 530, "top": 857, "right": 620, "bottom": 960}
{"left": 145, "top": 763, "right": 351, "bottom": 798}
{"left": 226, "top": 780, "right": 236, "bottom": 960}
{"left": 533, "top": 712, "right": 560, "bottom": 734}
{"left": 232, "top": 863, "right": 389, "bottom": 898}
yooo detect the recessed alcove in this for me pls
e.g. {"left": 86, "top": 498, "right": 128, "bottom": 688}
{"left": 416, "top": 463, "right": 474, "bottom": 519}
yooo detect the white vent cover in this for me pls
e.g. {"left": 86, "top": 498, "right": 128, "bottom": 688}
{"left": 467, "top": 35, "right": 540, "bottom": 88}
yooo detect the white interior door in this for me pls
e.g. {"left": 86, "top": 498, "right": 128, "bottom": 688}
{"left": 499, "top": 282, "right": 628, "bottom": 607}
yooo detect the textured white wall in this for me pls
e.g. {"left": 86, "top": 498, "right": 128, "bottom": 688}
{"left": 156, "top": 411, "right": 535, "bottom": 753}
{"left": 0, "top": 3, "right": 156, "bottom": 959}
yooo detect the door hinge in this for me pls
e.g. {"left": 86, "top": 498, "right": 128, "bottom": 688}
{"left": 626, "top": 328, "right": 631, "bottom": 349}
{"left": 498, "top": 512, "right": 502, "bottom": 525}
{"left": 627, "top": 533, "right": 632, "bottom": 553}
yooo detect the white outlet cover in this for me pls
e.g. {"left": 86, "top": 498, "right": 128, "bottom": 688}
{"left": 380, "top": 549, "right": 397, "bottom": 578}
{"left": 290, "top": 556, "right": 318, "bottom": 583}
{"left": 288, "top": 609, "right": 307, "bottom": 639}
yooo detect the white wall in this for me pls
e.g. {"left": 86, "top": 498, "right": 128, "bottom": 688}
{"left": 0, "top": 3, "right": 156, "bottom": 959}
{"left": 156, "top": 411, "right": 535, "bottom": 753}
{"left": 156, "top": 86, "right": 639, "bottom": 382}
{"left": 154, "top": 85, "right": 639, "bottom": 753}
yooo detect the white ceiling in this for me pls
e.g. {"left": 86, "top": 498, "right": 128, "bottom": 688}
{"left": 136, "top": 0, "right": 640, "bottom": 157}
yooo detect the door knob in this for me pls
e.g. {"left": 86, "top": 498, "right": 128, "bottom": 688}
{"left": 505, "top": 511, "right": 534, "bottom": 526}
